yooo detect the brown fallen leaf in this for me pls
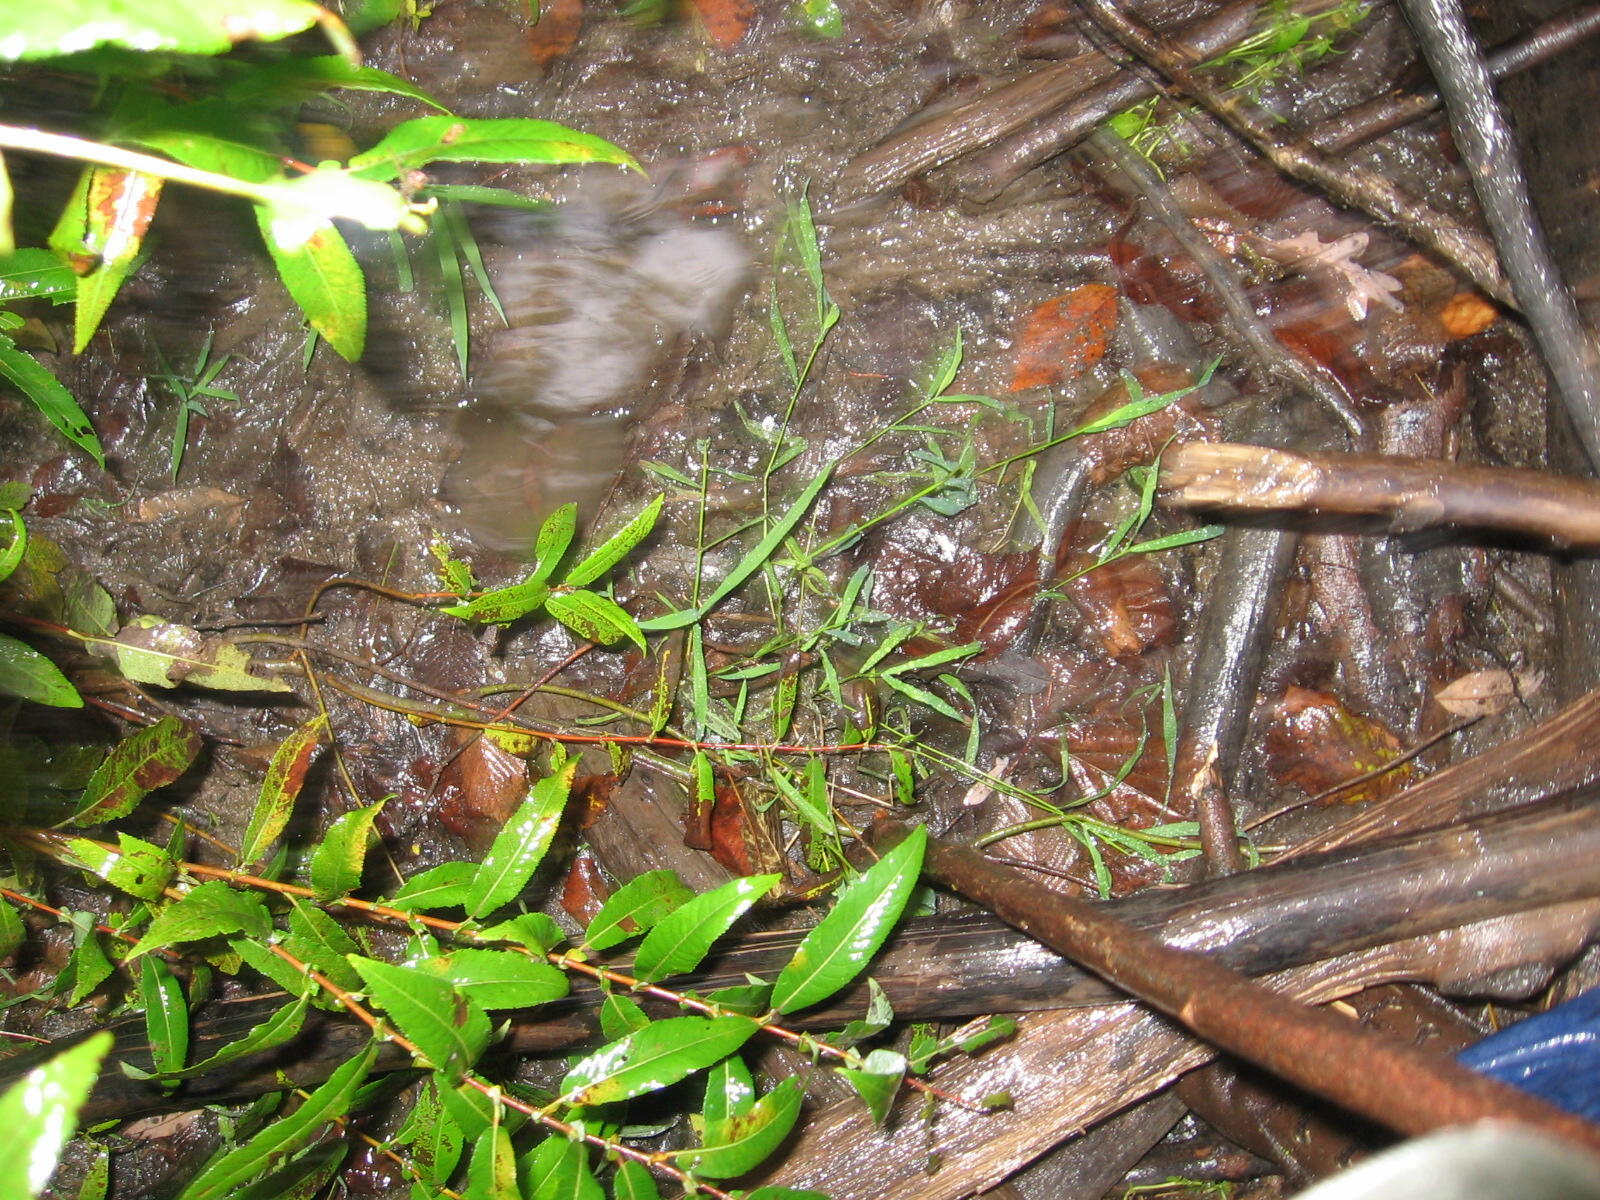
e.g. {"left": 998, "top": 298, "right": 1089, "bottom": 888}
{"left": 687, "top": 0, "right": 753, "bottom": 50}
{"left": 1009, "top": 282, "right": 1118, "bottom": 390}
{"left": 1264, "top": 686, "right": 1411, "bottom": 805}
{"left": 1433, "top": 669, "right": 1542, "bottom": 720}
{"left": 526, "top": 0, "right": 582, "bottom": 65}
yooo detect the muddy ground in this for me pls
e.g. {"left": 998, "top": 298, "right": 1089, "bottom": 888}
{"left": 6, "top": 1, "right": 1600, "bottom": 1197}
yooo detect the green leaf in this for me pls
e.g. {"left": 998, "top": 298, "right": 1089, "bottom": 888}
{"left": 560, "top": 1015, "right": 759, "bottom": 1106}
{"left": 0, "top": 898, "right": 22, "bottom": 958}
{"left": 0, "top": 0, "right": 324, "bottom": 59}
{"left": 224, "top": 56, "right": 450, "bottom": 112}
{"left": 475, "top": 911, "right": 567, "bottom": 954}
{"left": 57, "top": 917, "right": 113, "bottom": 1005}
{"left": 546, "top": 589, "right": 645, "bottom": 649}
{"left": 49, "top": 166, "right": 164, "bottom": 353}
{"left": 0, "top": 632, "right": 82, "bottom": 707}
{"left": 561, "top": 494, "right": 663, "bottom": 588}
{"left": 349, "top": 117, "right": 639, "bottom": 181}
{"left": 0, "top": 1032, "right": 111, "bottom": 1197}
{"left": 632, "top": 874, "right": 779, "bottom": 984}
{"left": 308, "top": 801, "right": 384, "bottom": 901}
{"left": 422, "top": 948, "right": 567, "bottom": 1011}
{"left": 67, "top": 832, "right": 173, "bottom": 901}
{"left": 255, "top": 208, "right": 366, "bottom": 362}
{"left": 91, "top": 617, "right": 293, "bottom": 692}
{"left": 583, "top": 869, "right": 693, "bottom": 952}
{"left": 674, "top": 1076, "right": 803, "bottom": 1179}
{"left": 440, "top": 577, "right": 552, "bottom": 625}
{"left": 232, "top": 937, "right": 325, "bottom": 1006}
{"left": 772, "top": 824, "right": 926, "bottom": 1014}
{"left": 229, "top": 1142, "right": 347, "bottom": 1200}
{"left": 177, "top": 1040, "right": 377, "bottom": 1200}
{"left": 638, "top": 466, "right": 834, "bottom": 632}
{"left": 744, "top": 1189, "right": 832, "bottom": 1200}
{"left": 465, "top": 1122, "right": 518, "bottom": 1200}
{"left": 0, "top": 335, "right": 103, "bottom": 466}
{"left": 599, "top": 992, "right": 650, "bottom": 1040}
{"left": 0, "top": 248, "right": 76, "bottom": 304}
{"left": 423, "top": 183, "right": 552, "bottom": 212}
{"left": 610, "top": 1160, "right": 661, "bottom": 1200}
{"left": 73, "top": 1140, "right": 109, "bottom": 1200}
{"left": 126, "top": 995, "right": 309, "bottom": 1080}
{"left": 463, "top": 762, "right": 574, "bottom": 918}
{"left": 349, "top": 955, "right": 490, "bottom": 1073}
{"left": 524, "top": 1136, "right": 603, "bottom": 1200}
{"left": 702, "top": 1053, "right": 755, "bottom": 1125}
{"left": 238, "top": 715, "right": 327, "bottom": 865}
{"left": 140, "top": 955, "right": 189, "bottom": 1075}
{"left": 0, "top": 506, "right": 24, "bottom": 584}
{"left": 283, "top": 900, "right": 362, "bottom": 991}
{"left": 834, "top": 1048, "right": 904, "bottom": 1125}
{"left": 387, "top": 860, "right": 475, "bottom": 912}
{"left": 530, "top": 503, "right": 577, "bottom": 582}
{"left": 129, "top": 880, "right": 271, "bottom": 959}
{"left": 71, "top": 715, "right": 201, "bottom": 826}
{"left": 793, "top": 0, "right": 844, "bottom": 37}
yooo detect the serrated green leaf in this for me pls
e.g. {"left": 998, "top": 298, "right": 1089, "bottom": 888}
{"left": 474, "top": 910, "right": 567, "bottom": 954}
{"left": 440, "top": 577, "right": 552, "bottom": 625}
{"left": 348, "top": 116, "right": 639, "bottom": 182}
{"left": 560, "top": 1015, "right": 759, "bottom": 1106}
{"left": 284, "top": 899, "right": 362, "bottom": 991}
{"left": 676, "top": 1075, "right": 804, "bottom": 1179}
{"left": 632, "top": 874, "right": 779, "bottom": 984}
{"left": 0, "top": 632, "right": 82, "bottom": 707}
{"left": 129, "top": 880, "right": 270, "bottom": 959}
{"left": 239, "top": 715, "right": 327, "bottom": 865}
{"left": 422, "top": 948, "right": 567, "bottom": 1011}
{"left": 772, "top": 825, "right": 926, "bottom": 1014}
{"left": 50, "top": 167, "right": 164, "bottom": 353}
{"left": 349, "top": 955, "right": 489, "bottom": 1073}
{"left": 583, "top": 869, "right": 693, "bottom": 952}
{"left": 308, "top": 801, "right": 384, "bottom": 901}
{"left": 531, "top": 503, "right": 577, "bottom": 583}
{"left": 546, "top": 589, "right": 645, "bottom": 650}
{"left": 224, "top": 56, "right": 449, "bottom": 112}
{"left": 177, "top": 1040, "right": 377, "bottom": 1200}
{"left": 230, "top": 1141, "right": 347, "bottom": 1200}
{"left": 834, "top": 1048, "right": 904, "bottom": 1125}
{"left": 464, "top": 762, "right": 573, "bottom": 918}
{"left": 702, "top": 1053, "right": 755, "bottom": 1125}
{"left": 0, "top": 898, "right": 22, "bottom": 958}
{"left": 70, "top": 715, "right": 200, "bottom": 827}
{"left": 465, "top": 1121, "right": 518, "bottom": 1200}
{"left": 561, "top": 494, "right": 663, "bottom": 588}
{"left": 610, "top": 1160, "right": 661, "bottom": 1200}
{"left": 524, "top": 1135, "right": 603, "bottom": 1200}
{"left": 387, "top": 860, "right": 475, "bottom": 912}
{"left": 58, "top": 918, "right": 113, "bottom": 1005}
{"left": 140, "top": 955, "right": 189, "bottom": 1075}
{"left": 0, "top": 336, "right": 102, "bottom": 466}
{"left": 638, "top": 468, "right": 834, "bottom": 632}
{"left": 598, "top": 992, "right": 649, "bottom": 1040}
{"left": 0, "top": 1031, "right": 110, "bottom": 1197}
{"left": 0, "top": 0, "right": 324, "bottom": 59}
{"left": 703, "top": 981, "right": 773, "bottom": 1016}
{"left": 126, "top": 994, "right": 309, "bottom": 1080}
{"left": 68, "top": 832, "right": 173, "bottom": 901}
{"left": 255, "top": 207, "right": 366, "bottom": 361}
{"left": 0, "top": 248, "right": 76, "bottom": 305}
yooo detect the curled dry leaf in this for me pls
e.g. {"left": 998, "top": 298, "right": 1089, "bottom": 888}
{"left": 1009, "top": 282, "right": 1118, "bottom": 390}
{"left": 1433, "top": 669, "right": 1542, "bottom": 720}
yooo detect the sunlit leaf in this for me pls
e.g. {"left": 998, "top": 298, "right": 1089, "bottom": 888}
{"left": 523, "top": 1135, "right": 602, "bottom": 1200}
{"left": 0, "top": 1031, "right": 110, "bottom": 1197}
{"left": 349, "top": 955, "right": 489, "bottom": 1074}
{"left": 792, "top": 0, "right": 843, "bottom": 37}
{"left": 465, "top": 1121, "right": 518, "bottom": 1200}
{"left": 238, "top": 715, "right": 327, "bottom": 865}
{"left": 308, "top": 801, "right": 384, "bottom": 901}
{"left": 583, "top": 868, "right": 693, "bottom": 952}
{"left": 599, "top": 992, "right": 650, "bottom": 1040}
{"left": 348, "top": 116, "right": 639, "bottom": 181}
{"left": 255, "top": 208, "right": 365, "bottom": 361}
{"left": 387, "top": 860, "right": 475, "bottom": 912}
{"left": 674, "top": 1076, "right": 803, "bottom": 1178}
{"left": 772, "top": 824, "right": 926, "bottom": 1014}
{"left": 0, "top": 0, "right": 326, "bottom": 59}
{"left": 632, "top": 874, "right": 779, "bottom": 983}
{"left": 440, "top": 577, "right": 552, "bottom": 625}
{"left": 177, "top": 1040, "right": 377, "bottom": 1200}
{"left": 71, "top": 716, "right": 201, "bottom": 826}
{"left": 422, "top": 948, "right": 567, "bottom": 1011}
{"left": 49, "top": 166, "right": 164, "bottom": 353}
{"left": 0, "top": 248, "right": 76, "bottom": 305}
{"left": 834, "top": 1048, "right": 904, "bottom": 1125}
{"left": 0, "top": 335, "right": 102, "bottom": 466}
{"left": 463, "top": 762, "right": 574, "bottom": 918}
{"left": 561, "top": 494, "right": 663, "bottom": 588}
{"left": 283, "top": 900, "right": 362, "bottom": 991}
{"left": 475, "top": 911, "right": 567, "bottom": 955}
{"left": 546, "top": 588, "right": 645, "bottom": 650}
{"left": 531, "top": 503, "right": 577, "bottom": 582}
{"left": 67, "top": 832, "right": 173, "bottom": 901}
{"left": 129, "top": 880, "right": 270, "bottom": 959}
{"left": 140, "top": 955, "right": 189, "bottom": 1075}
{"left": 0, "top": 633, "right": 81, "bottom": 707}
{"left": 702, "top": 1053, "right": 755, "bottom": 1125}
{"left": 560, "top": 1015, "right": 759, "bottom": 1106}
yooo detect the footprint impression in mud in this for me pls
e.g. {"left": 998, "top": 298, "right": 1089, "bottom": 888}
{"left": 446, "top": 172, "right": 749, "bottom": 553}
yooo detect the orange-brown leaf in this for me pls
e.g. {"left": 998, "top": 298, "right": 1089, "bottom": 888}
{"left": 1263, "top": 686, "right": 1410, "bottom": 803}
{"left": 1010, "top": 282, "right": 1118, "bottom": 390}
{"left": 688, "top": 0, "right": 754, "bottom": 49}
{"left": 527, "top": 0, "right": 583, "bottom": 65}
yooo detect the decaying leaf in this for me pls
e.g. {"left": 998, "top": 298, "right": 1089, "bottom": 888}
{"left": 1264, "top": 685, "right": 1411, "bottom": 804}
{"left": 527, "top": 0, "right": 582, "bottom": 64}
{"left": 1009, "top": 282, "right": 1118, "bottom": 390}
{"left": 689, "top": 0, "right": 755, "bottom": 49}
{"left": 1433, "top": 669, "right": 1542, "bottom": 720}
{"left": 95, "top": 615, "right": 293, "bottom": 693}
